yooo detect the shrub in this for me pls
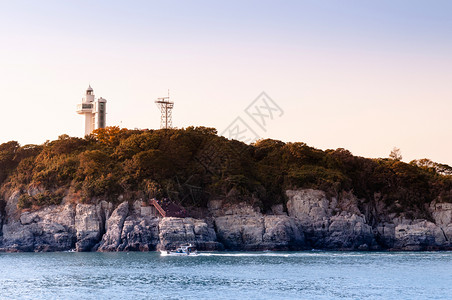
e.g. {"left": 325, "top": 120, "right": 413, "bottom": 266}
{"left": 2, "top": 128, "right": 451, "bottom": 215}
{"left": 17, "top": 190, "right": 63, "bottom": 209}
{"left": 18, "top": 194, "right": 33, "bottom": 209}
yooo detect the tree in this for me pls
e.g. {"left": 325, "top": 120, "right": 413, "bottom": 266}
{"left": 92, "top": 126, "right": 129, "bottom": 148}
{"left": 389, "top": 147, "right": 402, "bottom": 161}
{"left": 78, "top": 150, "right": 110, "bottom": 177}
{"left": 411, "top": 158, "right": 452, "bottom": 176}
{"left": 0, "top": 141, "right": 21, "bottom": 184}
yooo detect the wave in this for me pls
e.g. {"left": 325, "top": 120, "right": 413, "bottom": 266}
{"left": 197, "top": 252, "right": 294, "bottom": 258}
{"left": 160, "top": 251, "right": 452, "bottom": 258}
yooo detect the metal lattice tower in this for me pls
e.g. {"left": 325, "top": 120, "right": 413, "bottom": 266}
{"left": 155, "top": 94, "right": 174, "bottom": 129}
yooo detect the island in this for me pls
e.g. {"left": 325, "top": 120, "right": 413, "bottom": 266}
{"left": 0, "top": 126, "right": 451, "bottom": 252}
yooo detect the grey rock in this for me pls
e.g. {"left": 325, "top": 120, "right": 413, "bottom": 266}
{"left": 5, "top": 191, "right": 21, "bottom": 219}
{"left": 140, "top": 206, "right": 159, "bottom": 218}
{"left": 213, "top": 202, "right": 306, "bottom": 250}
{"left": 20, "top": 212, "right": 41, "bottom": 225}
{"left": 262, "top": 215, "right": 305, "bottom": 249}
{"left": 324, "top": 214, "right": 375, "bottom": 250}
{"left": 376, "top": 223, "right": 396, "bottom": 248}
{"left": 286, "top": 189, "right": 331, "bottom": 221}
{"left": 158, "top": 217, "right": 222, "bottom": 251}
{"left": 75, "top": 203, "right": 103, "bottom": 252}
{"left": 215, "top": 214, "right": 264, "bottom": 250}
{"left": 393, "top": 220, "right": 446, "bottom": 250}
{"left": 118, "top": 215, "right": 160, "bottom": 251}
{"left": 430, "top": 202, "right": 452, "bottom": 227}
{"left": 1, "top": 221, "right": 36, "bottom": 251}
{"left": 286, "top": 189, "right": 377, "bottom": 250}
{"left": 1, "top": 186, "right": 451, "bottom": 252}
{"left": 97, "top": 201, "right": 161, "bottom": 252}
{"left": 0, "top": 201, "right": 3, "bottom": 236}
{"left": 121, "top": 200, "right": 165, "bottom": 251}
{"left": 1, "top": 192, "right": 76, "bottom": 252}
{"left": 97, "top": 202, "right": 129, "bottom": 252}
{"left": 443, "top": 225, "right": 452, "bottom": 242}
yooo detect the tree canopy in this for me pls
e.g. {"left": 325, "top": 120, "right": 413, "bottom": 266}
{"left": 1, "top": 127, "right": 451, "bottom": 213}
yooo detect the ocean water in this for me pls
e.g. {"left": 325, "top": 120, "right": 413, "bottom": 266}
{"left": 0, "top": 251, "right": 451, "bottom": 300}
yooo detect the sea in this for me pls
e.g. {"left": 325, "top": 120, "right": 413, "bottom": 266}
{"left": 0, "top": 251, "right": 450, "bottom": 300}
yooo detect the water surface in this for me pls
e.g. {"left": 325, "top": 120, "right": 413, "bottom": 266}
{"left": 0, "top": 251, "right": 450, "bottom": 299}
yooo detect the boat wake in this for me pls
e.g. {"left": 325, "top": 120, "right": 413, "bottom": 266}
{"left": 196, "top": 252, "right": 291, "bottom": 257}
{"left": 160, "top": 251, "right": 406, "bottom": 258}
{"left": 159, "top": 251, "right": 198, "bottom": 257}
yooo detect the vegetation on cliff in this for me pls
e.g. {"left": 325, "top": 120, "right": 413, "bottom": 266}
{"left": 1, "top": 127, "right": 451, "bottom": 214}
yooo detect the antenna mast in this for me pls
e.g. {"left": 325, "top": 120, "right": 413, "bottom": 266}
{"left": 155, "top": 91, "right": 174, "bottom": 129}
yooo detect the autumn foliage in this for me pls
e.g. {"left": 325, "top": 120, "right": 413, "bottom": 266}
{"left": 1, "top": 127, "right": 451, "bottom": 213}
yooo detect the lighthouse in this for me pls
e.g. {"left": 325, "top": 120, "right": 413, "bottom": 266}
{"left": 76, "top": 85, "right": 107, "bottom": 136}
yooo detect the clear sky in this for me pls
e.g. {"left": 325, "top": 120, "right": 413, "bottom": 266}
{"left": 1, "top": 0, "right": 451, "bottom": 165}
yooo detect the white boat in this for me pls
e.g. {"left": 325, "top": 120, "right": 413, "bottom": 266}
{"left": 161, "top": 244, "right": 198, "bottom": 256}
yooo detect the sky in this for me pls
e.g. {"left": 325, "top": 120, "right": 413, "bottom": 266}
{"left": 0, "top": 0, "right": 451, "bottom": 165}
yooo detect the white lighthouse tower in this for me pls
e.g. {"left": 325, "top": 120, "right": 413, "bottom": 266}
{"left": 76, "top": 85, "right": 107, "bottom": 136}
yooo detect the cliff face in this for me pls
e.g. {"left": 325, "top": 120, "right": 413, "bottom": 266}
{"left": 0, "top": 188, "right": 451, "bottom": 252}
{"left": 286, "top": 190, "right": 376, "bottom": 250}
{"left": 210, "top": 200, "right": 305, "bottom": 250}
{"left": 0, "top": 190, "right": 221, "bottom": 252}
{"left": 1, "top": 191, "right": 76, "bottom": 252}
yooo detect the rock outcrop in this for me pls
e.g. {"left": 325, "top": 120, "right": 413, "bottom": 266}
{"left": 377, "top": 218, "right": 450, "bottom": 250}
{"left": 0, "top": 190, "right": 222, "bottom": 252}
{"left": 286, "top": 189, "right": 451, "bottom": 250}
{"left": 158, "top": 217, "right": 221, "bottom": 251}
{"left": 97, "top": 202, "right": 129, "bottom": 251}
{"left": 430, "top": 201, "right": 452, "bottom": 244}
{"left": 75, "top": 202, "right": 113, "bottom": 251}
{"left": 0, "top": 188, "right": 451, "bottom": 252}
{"left": 0, "top": 200, "right": 3, "bottom": 236}
{"left": 118, "top": 215, "right": 160, "bottom": 251}
{"left": 211, "top": 201, "right": 306, "bottom": 250}
{"left": 1, "top": 191, "right": 76, "bottom": 252}
{"left": 286, "top": 190, "right": 376, "bottom": 250}
{"left": 95, "top": 199, "right": 161, "bottom": 251}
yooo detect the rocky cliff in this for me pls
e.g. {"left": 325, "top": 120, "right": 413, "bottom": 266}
{"left": 0, "top": 188, "right": 451, "bottom": 252}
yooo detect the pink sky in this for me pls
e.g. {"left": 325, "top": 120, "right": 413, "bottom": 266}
{"left": 1, "top": 1, "right": 451, "bottom": 165}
